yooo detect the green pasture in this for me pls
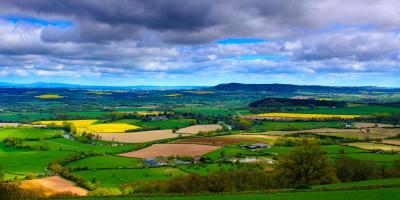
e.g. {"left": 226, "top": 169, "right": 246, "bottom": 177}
{"left": 313, "top": 178, "right": 400, "bottom": 189}
{"left": 73, "top": 167, "right": 187, "bottom": 188}
{"left": 0, "top": 112, "right": 55, "bottom": 122}
{"left": 177, "top": 163, "right": 239, "bottom": 176}
{"left": 63, "top": 111, "right": 108, "bottom": 117}
{"left": 203, "top": 147, "right": 260, "bottom": 160}
{"left": 58, "top": 187, "right": 400, "bottom": 200}
{"left": 115, "top": 107, "right": 155, "bottom": 112}
{"left": 174, "top": 106, "right": 236, "bottom": 116}
{"left": 0, "top": 127, "right": 63, "bottom": 140}
{"left": 0, "top": 148, "right": 76, "bottom": 176}
{"left": 251, "top": 121, "right": 344, "bottom": 131}
{"left": 291, "top": 105, "right": 400, "bottom": 115}
{"left": 20, "top": 138, "right": 134, "bottom": 154}
{"left": 66, "top": 155, "right": 142, "bottom": 169}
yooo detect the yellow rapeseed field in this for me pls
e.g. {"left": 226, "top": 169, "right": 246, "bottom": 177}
{"left": 250, "top": 112, "right": 360, "bottom": 119}
{"left": 82, "top": 123, "right": 140, "bottom": 133}
{"left": 33, "top": 120, "right": 139, "bottom": 133}
{"left": 35, "top": 94, "right": 64, "bottom": 99}
{"left": 34, "top": 120, "right": 97, "bottom": 127}
{"left": 164, "top": 93, "right": 182, "bottom": 97}
{"left": 136, "top": 111, "right": 164, "bottom": 115}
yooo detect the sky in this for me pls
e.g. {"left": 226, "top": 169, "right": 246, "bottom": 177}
{"left": 0, "top": 0, "right": 400, "bottom": 87}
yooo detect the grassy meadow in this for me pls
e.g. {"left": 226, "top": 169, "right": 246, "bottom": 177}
{"left": 73, "top": 167, "right": 187, "bottom": 188}
{"left": 0, "top": 127, "right": 63, "bottom": 140}
{"left": 250, "top": 121, "right": 344, "bottom": 131}
{"left": 66, "top": 155, "right": 142, "bottom": 169}
{"left": 20, "top": 138, "right": 134, "bottom": 154}
{"left": 58, "top": 187, "right": 400, "bottom": 200}
{"left": 291, "top": 105, "right": 400, "bottom": 115}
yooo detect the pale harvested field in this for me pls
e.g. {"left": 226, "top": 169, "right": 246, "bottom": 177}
{"left": 97, "top": 130, "right": 179, "bottom": 143}
{"left": 383, "top": 140, "right": 400, "bottom": 146}
{"left": 264, "top": 127, "right": 400, "bottom": 139}
{"left": 354, "top": 123, "right": 394, "bottom": 128}
{"left": 348, "top": 142, "right": 400, "bottom": 152}
{"left": 176, "top": 124, "right": 222, "bottom": 134}
{"left": 172, "top": 134, "right": 278, "bottom": 146}
{"left": 360, "top": 128, "right": 400, "bottom": 138}
{"left": 228, "top": 134, "right": 280, "bottom": 143}
{"left": 266, "top": 128, "right": 361, "bottom": 136}
{"left": 0, "top": 123, "right": 20, "bottom": 127}
{"left": 21, "top": 176, "right": 87, "bottom": 197}
{"left": 234, "top": 134, "right": 280, "bottom": 140}
{"left": 172, "top": 135, "right": 274, "bottom": 146}
{"left": 119, "top": 144, "right": 220, "bottom": 158}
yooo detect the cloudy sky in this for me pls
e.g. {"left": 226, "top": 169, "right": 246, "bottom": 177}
{"left": 1, "top": 0, "right": 400, "bottom": 86}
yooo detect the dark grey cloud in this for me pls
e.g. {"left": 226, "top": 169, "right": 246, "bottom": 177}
{"left": 1, "top": 0, "right": 400, "bottom": 86}
{"left": 0, "top": 0, "right": 312, "bottom": 44}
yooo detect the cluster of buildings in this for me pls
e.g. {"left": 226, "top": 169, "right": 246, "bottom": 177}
{"left": 240, "top": 143, "right": 270, "bottom": 150}
{"left": 143, "top": 156, "right": 201, "bottom": 167}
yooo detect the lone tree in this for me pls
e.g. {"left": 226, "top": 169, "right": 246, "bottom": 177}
{"left": 274, "top": 142, "right": 338, "bottom": 187}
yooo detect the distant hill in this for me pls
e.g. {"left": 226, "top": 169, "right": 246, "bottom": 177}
{"left": 249, "top": 97, "right": 346, "bottom": 110}
{"left": 0, "top": 82, "right": 205, "bottom": 90}
{"left": 211, "top": 83, "right": 400, "bottom": 93}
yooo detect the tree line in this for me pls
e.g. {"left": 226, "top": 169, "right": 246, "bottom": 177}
{"left": 133, "top": 143, "right": 400, "bottom": 194}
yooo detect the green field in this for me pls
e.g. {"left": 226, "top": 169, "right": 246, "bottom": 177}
{"left": 0, "top": 112, "right": 55, "bottom": 122}
{"left": 329, "top": 152, "right": 400, "bottom": 165}
{"left": 177, "top": 163, "right": 239, "bottom": 176}
{"left": 64, "top": 111, "right": 108, "bottom": 117}
{"left": 73, "top": 167, "right": 187, "bottom": 187}
{"left": 0, "top": 149, "right": 76, "bottom": 177}
{"left": 0, "top": 127, "right": 63, "bottom": 140}
{"left": 291, "top": 105, "right": 400, "bottom": 115}
{"left": 66, "top": 155, "right": 143, "bottom": 169}
{"left": 0, "top": 143, "right": 29, "bottom": 153}
{"left": 261, "top": 145, "right": 400, "bottom": 165}
{"left": 174, "top": 106, "right": 236, "bottom": 116}
{"left": 251, "top": 121, "right": 344, "bottom": 131}
{"left": 115, "top": 107, "right": 156, "bottom": 112}
{"left": 20, "top": 138, "right": 134, "bottom": 154}
{"left": 313, "top": 178, "right": 400, "bottom": 189}
{"left": 115, "top": 119, "right": 195, "bottom": 130}
{"left": 203, "top": 147, "right": 260, "bottom": 160}
{"left": 320, "top": 145, "right": 368, "bottom": 154}
{"left": 59, "top": 187, "right": 400, "bottom": 200}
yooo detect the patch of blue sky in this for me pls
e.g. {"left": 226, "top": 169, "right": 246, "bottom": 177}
{"left": 216, "top": 38, "right": 268, "bottom": 44}
{"left": 5, "top": 16, "right": 73, "bottom": 28}
{"left": 319, "top": 22, "right": 378, "bottom": 33}
{"left": 239, "top": 54, "right": 286, "bottom": 61}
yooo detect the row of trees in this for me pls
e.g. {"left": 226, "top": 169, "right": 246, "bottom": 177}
{"left": 135, "top": 144, "right": 334, "bottom": 193}
{"left": 135, "top": 143, "right": 400, "bottom": 194}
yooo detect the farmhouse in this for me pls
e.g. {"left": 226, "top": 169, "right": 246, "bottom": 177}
{"left": 173, "top": 159, "right": 192, "bottom": 166}
{"left": 345, "top": 123, "right": 352, "bottom": 128}
{"left": 240, "top": 143, "right": 270, "bottom": 150}
{"left": 143, "top": 157, "right": 168, "bottom": 167}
